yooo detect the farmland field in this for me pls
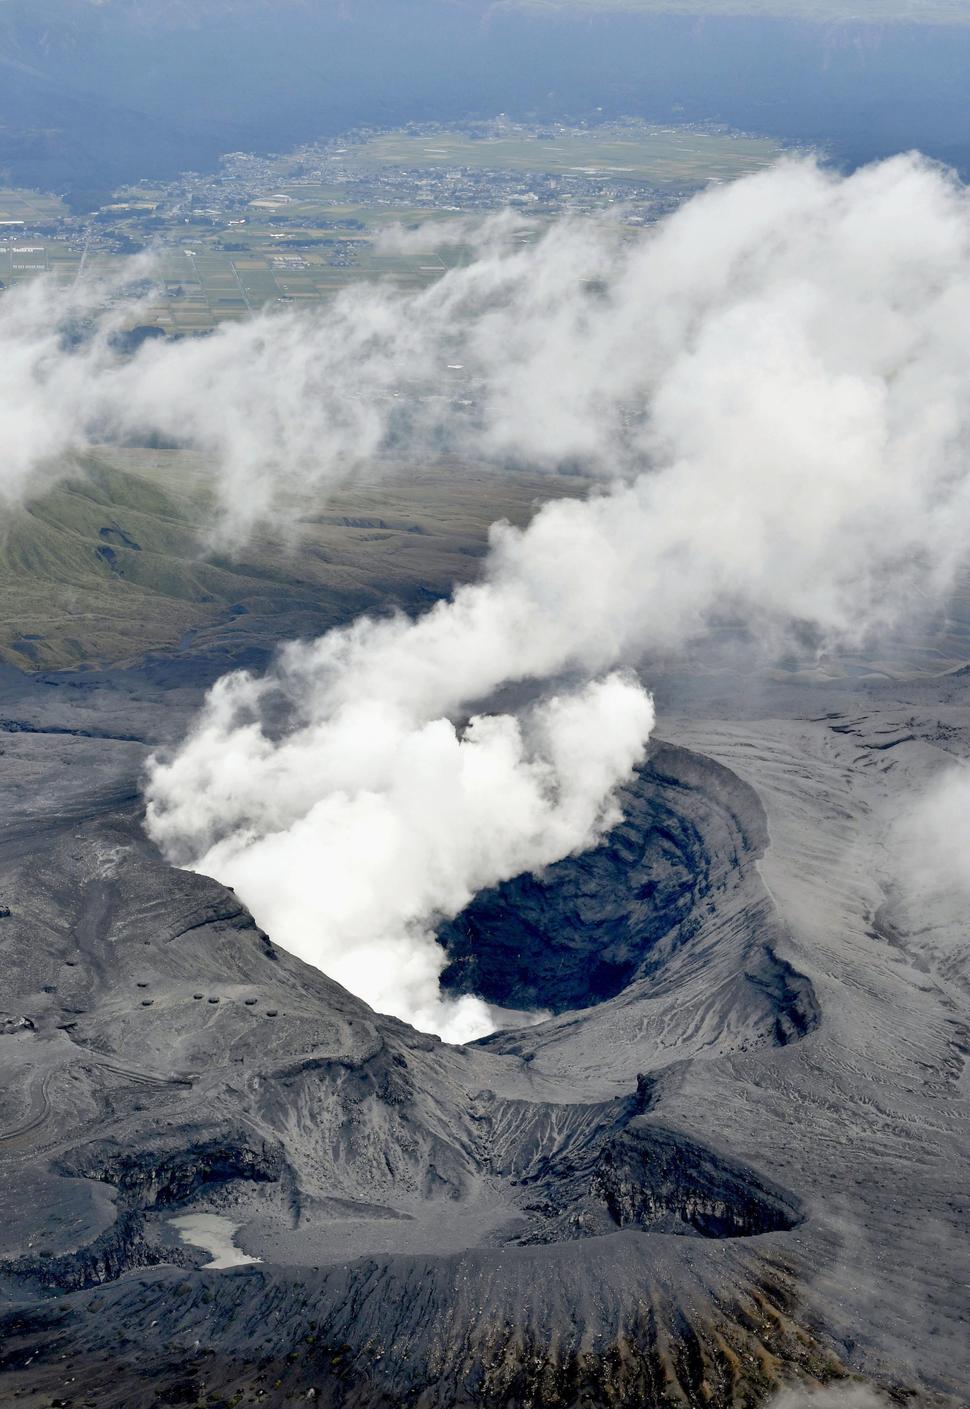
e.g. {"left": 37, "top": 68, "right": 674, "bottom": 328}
{"left": 348, "top": 123, "right": 782, "bottom": 183}
{"left": 0, "top": 188, "right": 67, "bottom": 223}
{"left": 0, "top": 120, "right": 784, "bottom": 329}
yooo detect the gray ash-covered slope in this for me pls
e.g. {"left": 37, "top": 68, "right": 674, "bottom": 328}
{"left": 0, "top": 656, "right": 969, "bottom": 1407}
{"left": 439, "top": 743, "right": 817, "bottom": 1049}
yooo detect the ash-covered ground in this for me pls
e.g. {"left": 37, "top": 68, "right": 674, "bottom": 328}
{"left": 1, "top": 537, "right": 969, "bottom": 1409}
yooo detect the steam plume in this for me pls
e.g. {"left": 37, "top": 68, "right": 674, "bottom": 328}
{"left": 887, "top": 761, "right": 970, "bottom": 991}
{"left": 147, "top": 671, "right": 653, "bottom": 1039}
{"left": 147, "top": 155, "right": 970, "bottom": 1038}
{"left": 7, "top": 154, "right": 970, "bottom": 1038}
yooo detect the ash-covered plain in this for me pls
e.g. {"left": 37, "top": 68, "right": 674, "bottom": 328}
{"left": 1, "top": 513, "right": 969, "bottom": 1406}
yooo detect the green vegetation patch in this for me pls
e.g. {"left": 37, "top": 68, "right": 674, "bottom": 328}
{"left": 0, "top": 449, "right": 586, "bottom": 671}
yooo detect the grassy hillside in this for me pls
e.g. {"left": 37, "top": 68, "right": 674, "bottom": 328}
{"left": 0, "top": 450, "right": 582, "bottom": 672}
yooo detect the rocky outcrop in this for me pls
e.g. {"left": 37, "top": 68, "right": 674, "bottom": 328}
{"left": 592, "top": 1123, "right": 802, "bottom": 1239}
{"left": 1, "top": 1134, "right": 286, "bottom": 1292}
{"left": 2, "top": 1210, "right": 197, "bottom": 1293}
{"left": 56, "top": 1131, "right": 286, "bottom": 1210}
{"left": 0, "top": 705, "right": 859, "bottom": 1408}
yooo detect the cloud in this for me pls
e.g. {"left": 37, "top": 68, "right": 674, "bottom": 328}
{"left": 7, "top": 153, "right": 970, "bottom": 1037}
{"left": 0, "top": 256, "right": 153, "bottom": 507}
{"left": 374, "top": 207, "right": 538, "bottom": 256}
{"left": 0, "top": 266, "right": 411, "bottom": 544}
{"left": 893, "top": 763, "right": 970, "bottom": 903}
{"left": 146, "top": 672, "right": 654, "bottom": 1040}
{"left": 885, "top": 761, "right": 970, "bottom": 990}
{"left": 6, "top": 154, "right": 970, "bottom": 583}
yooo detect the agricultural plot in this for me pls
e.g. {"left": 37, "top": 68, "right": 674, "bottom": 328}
{"left": 141, "top": 228, "right": 464, "bottom": 329}
{"left": 347, "top": 123, "right": 782, "bottom": 185}
{"left": 0, "top": 188, "right": 67, "bottom": 223}
{"left": 0, "top": 191, "right": 75, "bottom": 287}
{"left": 0, "top": 121, "right": 783, "bottom": 328}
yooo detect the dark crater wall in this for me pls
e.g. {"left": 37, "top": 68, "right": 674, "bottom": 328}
{"left": 477, "top": 1085, "right": 803, "bottom": 1246}
{"left": 0, "top": 720, "right": 827, "bottom": 1409}
{"left": 438, "top": 742, "right": 767, "bottom": 1014}
{"left": 3, "top": 1132, "right": 286, "bottom": 1293}
{"left": 56, "top": 1131, "right": 285, "bottom": 1211}
{"left": 591, "top": 1123, "right": 802, "bottom": 1240}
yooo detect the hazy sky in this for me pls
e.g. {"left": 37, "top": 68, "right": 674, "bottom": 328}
{"left": 4, "top": 0, "right": 970, "bottom": 200}
{"left": 514, "top": 0, "right": 970, "bottom": 21}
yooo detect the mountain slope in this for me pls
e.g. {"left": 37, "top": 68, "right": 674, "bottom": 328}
{"left": 1, "top": 635, "right": 968, "bottom": 1404}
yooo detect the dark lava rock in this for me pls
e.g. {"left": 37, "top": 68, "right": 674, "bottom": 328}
{"left": 592, "top": 1123, "right": 802, "bottom": 1238}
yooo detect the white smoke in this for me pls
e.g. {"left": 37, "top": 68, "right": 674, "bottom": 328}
{"left": 146, "top": 671, "right": 653, "bottom": 1040}
{"left": 0, "top": 266, "right": 407, "bottom": 543}
{"left": 893, "top": 763, "right": 970, "bottom": 904}
{"left": 885, "top": 761, "right": 970, "bottom": 991}
{"left": 0, "top": 256, "right": 154, "bottom": 505}
{"left": 373, "top": 207, "right": 537, "bottom": 256}
{"left": 5, "top": 155, "right": 970, "bottom": 571}
{"left": 7, "top": 153, "right": 970, "bottom": 1038}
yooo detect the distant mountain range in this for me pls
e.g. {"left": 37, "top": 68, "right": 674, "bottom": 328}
{"left": 2, "top": 0, "right": 970, "bottom": 207}
{"left": 4, "top": 0, "right": 970, "bottom": 23}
